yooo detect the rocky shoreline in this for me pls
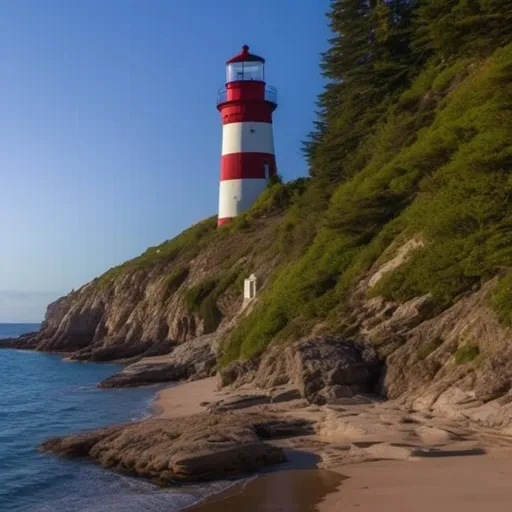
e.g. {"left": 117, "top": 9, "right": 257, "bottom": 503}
{"left": 39, "top": 413, "right": 293, "bottom": 483}
{"left": 38, "top": 371, "right": 512, "bottom": 499}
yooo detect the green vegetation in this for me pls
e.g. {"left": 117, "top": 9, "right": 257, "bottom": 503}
{"left": 162, "top": 266, "right": 189, "bottom": 299}
{"left": 417, "top": 337, "right": 444, "bottom": 360}
{"left": 454, "top": 344, "right": 480, "bottom": 364}
{"left": 220, "top": 0, "right": 512, "bottom": 365}
{"left": 490, "top": 272, "right": 512, "bottom": 326}
{"left": 185, "top": 268, "right": 242, "bottom": 334}
{"left": 93, "top": 1, "right": 512, "bottom": 368}
{"left": 96, "top": 217, "right": 217, "bottom": 289}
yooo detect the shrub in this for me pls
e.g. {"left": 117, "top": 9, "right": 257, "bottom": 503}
{"left": 417, "top": 337, "right": 444, "bottom": 360}
{"left": 163, "top": 266, "right": 189, "bottom": 299}
{"left": 185, "top": 268, "right": 242, "bottom": 334}
{"left": 454, "top": 344, "right": 480, "bottom": 365}
{"left": 96, "top": 217, "right": 217, "bottom": 288}
{"left": 490, "top": 271, "right": 512, "bottom": 326}
{"left": 185, "top": 279, "right": 218, "bottom": 313}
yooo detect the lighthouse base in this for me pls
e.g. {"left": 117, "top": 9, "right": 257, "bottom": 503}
{"left": 217, "top": 178, "right": 268, "bottom": 226}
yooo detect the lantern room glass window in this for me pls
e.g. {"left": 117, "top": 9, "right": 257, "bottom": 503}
{"left": 226, "top": 61, "right": 264, "bottom": 82}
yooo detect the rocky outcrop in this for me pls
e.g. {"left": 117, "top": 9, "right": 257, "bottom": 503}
{"left": 0, "top": 216, "right": 281, "bottom": 365}
{"left": 5, "top": 215, "right": 512, "bottom": 425}
{"left": 99, "top": 334, "right": 217, "bottom": 388}
{"left": 39, "top": 413, "right": 296, "bottom": 483}
{"left": 220, "top": 337, "right": 381, "bottom": 405}
{"left": 0, "top": 332, "right": 40, "bottom": 350}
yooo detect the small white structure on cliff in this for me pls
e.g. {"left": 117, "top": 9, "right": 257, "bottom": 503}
{"left": 244, "top": 274, "right": 258, "bottom": 300}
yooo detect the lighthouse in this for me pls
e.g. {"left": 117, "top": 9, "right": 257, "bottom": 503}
{"left": 216, "top": 45, "right": 278, "bottom": 226}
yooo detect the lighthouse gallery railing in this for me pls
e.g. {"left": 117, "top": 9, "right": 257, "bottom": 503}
{"left": 217, "top": 85, "right": 277, "bottom": 106}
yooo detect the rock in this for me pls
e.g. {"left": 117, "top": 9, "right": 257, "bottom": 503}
{"left": 363, "top": 442, "right": 414, "bottom": 460}
{"left": 99, "top": 361, "right": 187, "bottom": 388}
{"left": 252, "top": 418, "right": 315, "bottom": 438}
{"left": 270, "top": 388, "right": 302, "bottom": 404}
{"left": 314, "top": 385, "right": 354, "bottom": 404}
{"left": 39, "top": 413, "right": 286, "bottom": 483}
{"left": 0, "top": 332, "right": 39, "bottom": 350}
{"left": 70, "top": 339, "right": 175, "bottom": 362}
{"left": 415, "top": 425, "right": 455, "bottom": 445}
{"left": 99, "top": 335, "right": 217, "bottom": 388}
{"left": 207, "top": 394, "right": 271, "bottom": 412}
{"left": 383, "top": 280, "right": 512, "bottom": 407}
{"left": 230, "top": 337, "right": 381, "bottom": 405}
{"left": 218, "top": 359, "right": 260, "bottom": 387}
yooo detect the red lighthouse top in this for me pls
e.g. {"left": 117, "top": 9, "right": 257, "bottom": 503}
{"left": 225, "top": 45, "right": 265, "bottom": 83}
{"left": 217, "top": 45, "right": 277, "bottom": 114}
{"left": 226, "top": 45, "right": 265, "bottom": 64}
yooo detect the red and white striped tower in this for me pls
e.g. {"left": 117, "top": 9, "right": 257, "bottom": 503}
{"left": 216, "top": 45, "right": 278, "bottom": 226}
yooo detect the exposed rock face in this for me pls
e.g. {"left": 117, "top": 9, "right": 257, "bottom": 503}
{"left": 39, "top": 413, "right": 291, "bottom": 482}
{"left": 221, "top": 337, "right": 381, "bottom": 405}
{"left": 0, "top": 332, "right": 39, "bottom": 350}
{"left": 99, "top": 335, "right": 217, "bottom": 388}
{"left": 4, "top": 221, "right": 512, "bottom": 426}
{"left": 378, "top": 281, "right": 512, "bottom": 424}
{"left": 0, "top": 217, "right": 280, "bottom": 366}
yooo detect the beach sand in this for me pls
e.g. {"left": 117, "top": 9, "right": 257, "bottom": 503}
{"left": 155, "top": 379, "right": 512, "bottom": 511}
{"left": 187, "top": 468, "right": 345, "bottom": 512}
{"left": 319, "top": 451, "right": 512, "bottom": 512}
{"left": 187, "top": 451, "right": 512, "bottom": 512}
{"left": 153, "top": 377, "right": 222, "bottom": 419}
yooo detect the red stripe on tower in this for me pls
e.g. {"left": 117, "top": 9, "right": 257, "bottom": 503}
{"left": 216, "top": 45, "right": 278, "bottom": 227}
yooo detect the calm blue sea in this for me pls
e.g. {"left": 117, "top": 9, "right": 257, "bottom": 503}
{"left": 0, "top": 323, "right": 229, "bottom": 512}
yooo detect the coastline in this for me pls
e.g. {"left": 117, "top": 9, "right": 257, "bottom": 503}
{"left": 152, "top": 378, "right": 512, "bottom": 512}
{"left": 0, "top": 344, "right": 170, "bottom": 512}
{"left": 152, "top": 378, "right": 346, "bottom": 511}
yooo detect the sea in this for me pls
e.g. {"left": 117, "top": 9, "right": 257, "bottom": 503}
{"left": 0, "top": 323, "right": 231, "bottom": 512}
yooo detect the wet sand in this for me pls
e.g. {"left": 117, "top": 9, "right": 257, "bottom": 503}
{"left": 188, "top": 450, "right": 512, "bottom": 512}
{"left": 187, "top": 469, "right": 344, "bottom": 512}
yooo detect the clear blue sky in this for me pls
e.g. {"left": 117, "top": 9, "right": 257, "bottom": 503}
{"left": 0, "top": 0, "right": 330, "bottom": 322}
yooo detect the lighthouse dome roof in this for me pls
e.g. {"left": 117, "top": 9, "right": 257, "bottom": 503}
{"left": 226, "top": 45, "right": 265, "bottom": 64}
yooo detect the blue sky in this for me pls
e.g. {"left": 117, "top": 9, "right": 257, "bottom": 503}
{"left": 0, "top": 0, "right": 331, "bottom": 322}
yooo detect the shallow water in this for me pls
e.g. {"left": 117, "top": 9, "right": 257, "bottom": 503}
{"left": 0, "top": 323, "right": 232, "bottom": 511}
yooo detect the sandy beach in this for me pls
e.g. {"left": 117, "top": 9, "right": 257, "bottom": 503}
{"left": 319, "top": 453, "right": 512, "bottom": 512}
{"left": 154, "top": 378, "right": 512, "bottom": 512}
{"left": 154, "top": 377, "right": 222, "bottom": 419}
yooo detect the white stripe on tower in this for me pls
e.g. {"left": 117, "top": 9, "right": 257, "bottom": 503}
{"left": 221, "top": 122, "right": 275, "bottom": 155}
{"left": 218, "top": 179, "right": 270, "bottom": 219}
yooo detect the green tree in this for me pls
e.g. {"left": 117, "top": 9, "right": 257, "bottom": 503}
{"left": 412, "top": 0, "right": 512, "bottom": 61}
{"left": 305, "top": 0, "right": 416, "bottom": 184}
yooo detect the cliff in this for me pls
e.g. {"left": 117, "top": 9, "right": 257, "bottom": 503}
{"left": 8, "top": 206, "right": 285, "bottom": 362}
{"left": 5, "top": 2, "right": 512, "bottom": 427}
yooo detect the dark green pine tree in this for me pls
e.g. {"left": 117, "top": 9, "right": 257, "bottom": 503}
{"left": 305, "top": 0, "right": 416, "bottom": 185}
{"left": 412, "top": 0, "right": 512, "bottom": 62}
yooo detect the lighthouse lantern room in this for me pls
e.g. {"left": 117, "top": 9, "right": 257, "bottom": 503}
{"left": 216, "top": 45, "right": 278, "bottom": 226}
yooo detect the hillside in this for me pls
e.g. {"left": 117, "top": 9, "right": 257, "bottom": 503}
{"left": 6, "top": 1, "right": 512, "bottom": 424}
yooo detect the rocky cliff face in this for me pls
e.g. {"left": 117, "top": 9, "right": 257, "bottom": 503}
{"left": 5, "top": 214, "right": 512, "bottom": 427}
{"left": 6, "top": 216, "right": 281, "bottom": 365}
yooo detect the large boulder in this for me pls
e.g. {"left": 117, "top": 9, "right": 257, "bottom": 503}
{"left": 220, "top": 337, "right": 381, "bottom": 404}
{"left": 39, "top": 413, "right": 286, "bottom": 483}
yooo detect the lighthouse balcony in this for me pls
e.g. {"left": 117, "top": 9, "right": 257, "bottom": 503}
{"left": 217, "top": 85, "right": 277, "bottom": 107}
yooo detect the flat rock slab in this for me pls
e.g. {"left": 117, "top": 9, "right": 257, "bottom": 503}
{"left": 99, "top": 335, "right": 217, "bottom": 388}
{"left": 207, "top": 394, "right": 271, "bottom": 412}
{"left": 39, "top": 413, "right": 287, "bottom": 483}
{"left": 99, "top": 361, "right": 186, "bottom": 388}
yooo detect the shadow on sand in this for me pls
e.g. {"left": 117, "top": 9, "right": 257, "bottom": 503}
{"left": 186, "top": 449, "right": 346, "bottom": 512}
